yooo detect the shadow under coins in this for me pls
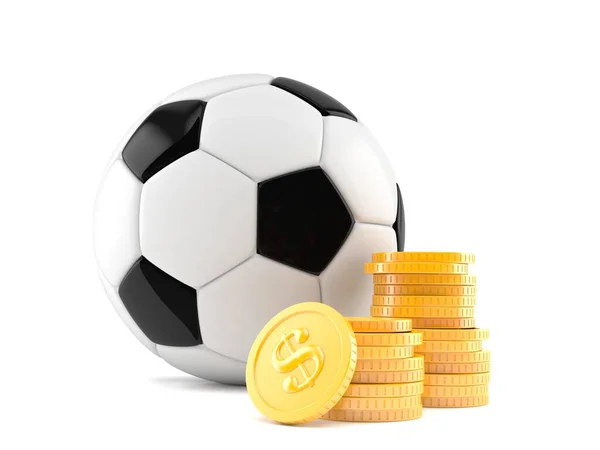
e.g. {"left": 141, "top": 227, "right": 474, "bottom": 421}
{"left": 151, "top": 377, "right": 389, "bottom": 428}
{"left": 254, "top": 415, "right": 365, "bottom": 429}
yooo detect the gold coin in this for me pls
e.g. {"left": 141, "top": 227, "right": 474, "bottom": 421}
{"left": 423, "top": 384, "right": 489, "bottom": 397}
{"left": 425, "top": 361, "right": 491, "bottom": 374}
{"left": 322, "top": 406, "right": 423, "bottom": 422}
{"left": 412, "top": 317, "right": 476, "bottom": 328}
{"left": 421, "top": 350, "right": 491, "bottom": 363}
{"left": 416, "top": 340, "right": 483, "bottom": 353}
{"left": 372, "top": 252, "right": 476, "bottom": 264}
{"left": 352, "top": 369, "right": 424, "bottom": 384}
{"left": 245, "top": 302, "right": 357, "bottom": 425}
{"left": 343, "top": 382, "right": 424, "bottom": 398}
{"left": 345, "top": 317, "right": 412, "bottom": 333}
{"left": 365, "top": 262, "right": 469, "bottom": 274}
{"left": 373, "top": 274, "right": 477, "bottom": 285}
{"left": 373, "top": 285, "right": 477, "bottom": 296}
{"left": 418, "top": 328, "right": 489, "bottom": 341}
{"left": 355, "top": 332, "right": 422, "bottom": 347}
{"left": 333, "top": 395, "right": 421, "bottom": 410}
{"left": 425, "top": 373, "right": 491, "bottom": 386}
{"left": 422, "top": 396, "right": 489, "bottom": 408}
{"left": 355, "top": 355, "right": 424, "bottom": 372}
{"left": 357, "top": 346, "right": 414, "bottom": 359}
{"left": 371, "top": 306, "right": 475, "bottom": 318}
{"left": 372, "top": 294, "right": 477, "bottom": 307}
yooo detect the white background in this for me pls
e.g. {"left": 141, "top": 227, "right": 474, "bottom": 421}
{"left": 1, "top": 1, "right": 598, "bottom": 448}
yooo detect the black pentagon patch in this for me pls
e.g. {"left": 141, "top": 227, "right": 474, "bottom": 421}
{"left": 271, "top": 77, "right": 357, "bottom": 122}
{"left": 257, "top": 168, "right": 354, "bottom": 275}
{"left": 122, "top": 100, "right": 206, "bottom": 182}
{"left": 393, "top": 184, "right": 406, "bottom": 251}
{"left": 119, "top": 257, "right": 201, "bottom": 346}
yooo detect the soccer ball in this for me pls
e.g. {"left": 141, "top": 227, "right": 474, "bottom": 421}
{"left": 93, "top": 74, "right": 405, "bottom": 385}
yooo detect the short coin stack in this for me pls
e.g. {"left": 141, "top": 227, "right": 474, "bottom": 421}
{"left": 322, "top": 317, "right": 424, "bottom": 422}
{"left": 365, "top": 252, "right": 490, "bottom": 408}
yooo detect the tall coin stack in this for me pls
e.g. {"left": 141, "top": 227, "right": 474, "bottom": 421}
{"left": 322, "top": 317, "right": 424, "bottom": 422}
{"left": 365, "top": 252, "right": 490, "bottom": 408}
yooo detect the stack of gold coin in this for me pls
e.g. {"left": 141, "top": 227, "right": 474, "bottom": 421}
{"left": 365, "top": 252, "right": 490, "bottom": 408}
{"left": 321, "top": 317, "right": 424, "bottom": 422}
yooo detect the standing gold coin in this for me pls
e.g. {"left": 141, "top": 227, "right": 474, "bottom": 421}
{"left": 416, "top": 340, "right": 483, "bottom": 353}
{"left": 352, "top": 369, "right": 424, "bottom": 384}
{"left": 425, "top": 373, "right": 491, "bottom": 386}
{"left": 423, "top": 384, "right": 488, "bottom": 397}
{"left": 373, "top": 274, "right": 477, "bottom": 285}
{"left": 355, "top": 355, "right": 424, "bottom": 372}
{"left": 421, "top": 350, "right": 491, "bottom": 363}
{"left": 321, "top": 406, "right": 423, "bottom": 422}
{"left": 373, "top": 285, "right": 477, "bottom": 296}
{"left": 411, "top": 317, "right": 476, "bottom": 328}
{"left": 372, "top": 295, "right": 477, "bottom": 307}
{"left": 372, "top": 306, "right": 475, "bottom": 318}
{"left": 372, "top": 252, "right": 476, "bottom": 264}
{"left": 418, "top": 328, "right": 489, "bottom": 341}
{"left": 245, "top": 302, "right": 357, "bottom": 425}
{"left": 333, "top": 395, "right": 421, "bottom": 410}
{"left": 343, "top": 382, "right": 424, "bottom": 398}
{"left": 357, "top": 346, "right": 414, "bottom": 359}
{"left": 355, "top": 332, "right": 422, "bottom": 347}
{"left": 422, "top": 396, "right": 489, "bottom": 408}
{"left": 345, "top": 317, "right": 412, "bottom": 333}
{"left": 365, "top": 262, "right": 469, "bottom": 274}
{"left": 425, "top": 361, "right": 491, "bottom": 374}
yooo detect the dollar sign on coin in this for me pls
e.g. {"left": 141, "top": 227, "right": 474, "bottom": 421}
{"left": 272, "top": 328, "right": 324, "bottom": 393}
{"left": 246, "top": 302, "right": 357, "bottom": 424}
